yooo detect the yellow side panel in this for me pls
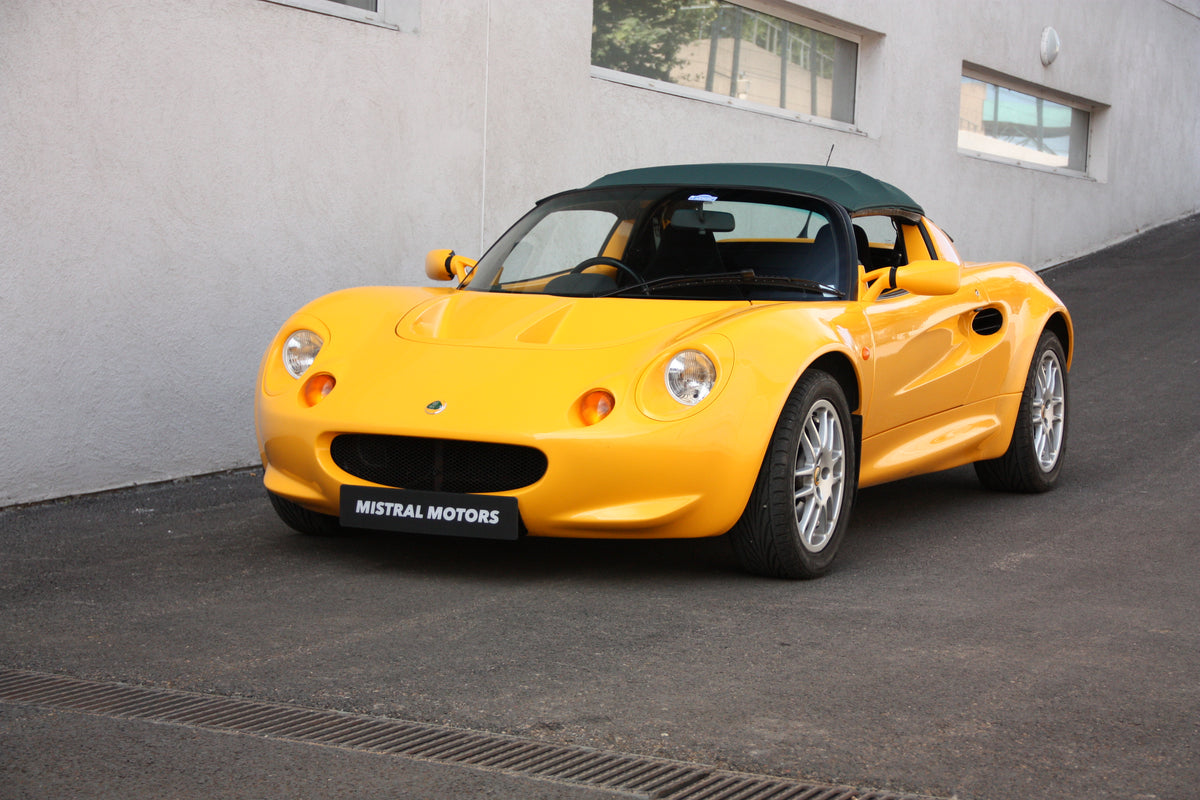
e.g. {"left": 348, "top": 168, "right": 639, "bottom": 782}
{"left": 859, "top": 395, "right": 1020, "bottom": 487}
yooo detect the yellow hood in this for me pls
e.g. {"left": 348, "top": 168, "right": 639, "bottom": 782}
{"left": 395, "top": 290, "right": 753, "bottom": 350}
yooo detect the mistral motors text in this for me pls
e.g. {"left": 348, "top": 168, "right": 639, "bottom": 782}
{"left": 353, "top": 500, "right": 501, "bottom": 525}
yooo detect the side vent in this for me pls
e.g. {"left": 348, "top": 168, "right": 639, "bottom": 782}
{"left": 972, "top": 307, "right": 1004, "bottom": 336}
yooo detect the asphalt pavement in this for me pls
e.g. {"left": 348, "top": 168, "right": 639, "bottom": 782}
{"left": 3, "top": 214, "right": 1198, "bottom": 800}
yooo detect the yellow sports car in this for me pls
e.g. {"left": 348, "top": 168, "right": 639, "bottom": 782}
{"left": 255, "top": 164, "right": 1071, "bottom": 578}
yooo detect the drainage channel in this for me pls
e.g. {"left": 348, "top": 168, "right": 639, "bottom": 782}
{"left": 1, "top": 668, "right": 936, "bottom": 800}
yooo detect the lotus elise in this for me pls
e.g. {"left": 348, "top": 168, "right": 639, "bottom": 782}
{"left": 255, "top": 163, "right": 1071, "bottom": 578}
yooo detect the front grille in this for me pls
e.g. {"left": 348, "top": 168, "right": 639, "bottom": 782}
{"left": 331, "top": 434, "right": 548, "bottom": 493}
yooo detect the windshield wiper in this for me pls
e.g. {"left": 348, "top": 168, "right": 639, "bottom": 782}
{"left": 604, "top": 270, "right": 845, "bottom": 299}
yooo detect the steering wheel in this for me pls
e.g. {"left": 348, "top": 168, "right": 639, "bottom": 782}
{"left": 570, "top": 256, "right": 641, "bottom": 284}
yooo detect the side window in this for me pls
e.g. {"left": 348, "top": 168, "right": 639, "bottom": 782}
{"left": 853, "top": 215, "right": 904, "bottom": 268}
{"left": 924, "top": 219, "right": 962, "bottom": 264}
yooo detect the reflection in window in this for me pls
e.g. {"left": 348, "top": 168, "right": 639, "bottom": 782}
{"left": 705, "top": 200, "right": 829, "bottom": 241}
{"left": 592, "top": 1, "right": 857, "bottom": 124}
{"left": 500, "top": 210, "right": 620, "bottom": 284}
{"left": 958, "top": 75, "right": 1089, "bottom": 172}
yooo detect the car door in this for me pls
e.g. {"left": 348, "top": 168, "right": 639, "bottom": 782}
{"left": 859, "top": 218, "right": 986, "bottom": 439}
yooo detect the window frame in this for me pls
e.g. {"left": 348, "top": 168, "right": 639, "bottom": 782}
{"left": 958, "top": 63, "right": 1101, "bottom": 179}
{"left": 590, "top": 0, "right": 868, "bottom": 135}
{"left": 260, "top": 0, "right": 418, "bottom": 31}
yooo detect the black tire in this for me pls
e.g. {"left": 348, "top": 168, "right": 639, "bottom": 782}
{"left": 974, "top": 330, "right": 1068, "bottom": 493}
{"left": 268, "top": 491, "right": 345, "bottom": 536}
{"left": 731, "top": 370, "right": 858, "bottom": 579}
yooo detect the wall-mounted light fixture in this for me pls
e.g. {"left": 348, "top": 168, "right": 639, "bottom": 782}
{"left": 1040, "top": 26, "right": 1061, "bottom": 66}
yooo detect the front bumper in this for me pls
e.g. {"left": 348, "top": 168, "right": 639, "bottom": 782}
{"left": 259, "top": 402, "right": 766, "bottom": 539}
{"left": 256, "top": 349, "right": 773, "bottom": 540}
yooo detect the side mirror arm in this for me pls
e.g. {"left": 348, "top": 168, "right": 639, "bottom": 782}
{"left": 425, "top": 249, "right": 478, "bottom": 283}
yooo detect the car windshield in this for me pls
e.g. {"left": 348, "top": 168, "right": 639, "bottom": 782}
{"left": 462, "top": 187, "right": 849, "bottom": 300}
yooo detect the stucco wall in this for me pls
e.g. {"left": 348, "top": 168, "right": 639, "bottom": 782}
{"left": 2, "top": 0, "right": 1198, "bottom": 505}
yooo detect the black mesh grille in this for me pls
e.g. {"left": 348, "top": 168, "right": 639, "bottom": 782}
{"left": 331, "top": 434, "right": 548, "bottom": 493}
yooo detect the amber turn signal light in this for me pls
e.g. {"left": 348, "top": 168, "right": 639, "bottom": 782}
{"left": 302, "top": 373, "right": 336, "bottom": 407}
{"left": 580, "top": 389, "right": 615, "bottom": 426}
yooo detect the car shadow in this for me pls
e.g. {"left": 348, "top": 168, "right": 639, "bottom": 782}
{"left": 269, "top": 515, "right": 746, "bottom": 583}
{"left": 848, "top": 466, "right": 986, "bottom": 532}
{"left": 263, "top": 466, "right": 1003, "bottom": 584}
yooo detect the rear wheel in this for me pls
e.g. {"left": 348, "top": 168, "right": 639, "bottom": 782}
{"left": 731, "top": 371, "right": 857, "bottom": 579}
{"left": 268, "top": 492, "right": 344, "bottom": 536}
{"left": 974, "top": 330, "right": 1068, "bottom": 492}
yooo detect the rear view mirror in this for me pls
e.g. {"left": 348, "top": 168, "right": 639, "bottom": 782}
{"left": 861, "top": 259, "right": 961, "bottom": 301}
{"left": 895, "top": 259, "right": 961, "bottom": 295}
{"left": 425, "top": 249, "right": 478, "bottom": 283}
{"left": 670, "top": 208, "right": 736, "bottom": 233}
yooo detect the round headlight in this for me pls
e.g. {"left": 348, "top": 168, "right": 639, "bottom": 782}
{"left": 282, "top": 329, "right": 323, "bottom": 379}
{"left": 665, "top": 350, "right": 716, "bottom": 405}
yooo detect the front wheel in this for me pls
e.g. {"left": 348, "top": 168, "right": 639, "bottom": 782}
{"left": 731, "top": 371, "right": 858, "bottom": 579}
{"left": 974, "top": 330, "right": 1068, "bottom": 492}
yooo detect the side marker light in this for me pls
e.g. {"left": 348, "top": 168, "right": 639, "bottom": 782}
{"left": 302, "top": 373, "right": 336, "bottom": 407}
{"left": 580, "top": 390, "right": 615, "bottom": 426}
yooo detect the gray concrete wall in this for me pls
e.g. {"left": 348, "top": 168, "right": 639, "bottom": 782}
{"left": 2, "top": 0, "right": 1198, "bottom": 505}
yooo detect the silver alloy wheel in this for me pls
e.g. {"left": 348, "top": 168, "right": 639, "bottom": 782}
{"left": 1031, "top": 348, "right": 1066, "bottom": 472}
{"left": 794, "top": 399, "right": 846, "bottom": 552}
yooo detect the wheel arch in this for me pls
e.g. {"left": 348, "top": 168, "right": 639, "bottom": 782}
{"left": 807, "top": 350, "right": 861, "bottom": 415}
{"left": 1043, "top": 310, "right": 1074, "bottom": 369}
{"left": 806, "top": 350, "right": 863, "bottom": 481}
{"left": 729, "top": 353, "right": 861, "bottom": 578}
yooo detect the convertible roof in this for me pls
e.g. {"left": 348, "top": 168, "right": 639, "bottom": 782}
{"left": 586, "top": 163, "right": 924, "bottom": 216}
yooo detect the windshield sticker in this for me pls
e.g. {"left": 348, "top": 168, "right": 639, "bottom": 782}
{"left": 688, "top": 193, "right": 719, "bottom": 203}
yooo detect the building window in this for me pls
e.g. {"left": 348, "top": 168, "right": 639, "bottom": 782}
{"left": 261, "top": 0, "right": 418, "bottom": 31}
{"left": 592, "top": 1, "right": 858, "bottom": 125}
{"left": 958, "top": 68, "right": 1091, "bottom": 173}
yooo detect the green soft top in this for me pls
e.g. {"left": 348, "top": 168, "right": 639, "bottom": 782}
{"left": 587, "top": 163, "right": 924, "bottom": 216}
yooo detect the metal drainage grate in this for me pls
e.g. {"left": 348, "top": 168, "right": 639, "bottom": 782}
{"left": 1, "top": 668, "right": 935, "bottom": 800}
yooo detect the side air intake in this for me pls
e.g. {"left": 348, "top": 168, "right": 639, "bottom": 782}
{"left": 972, "top": 307, "right": 1004, "bottom": 336}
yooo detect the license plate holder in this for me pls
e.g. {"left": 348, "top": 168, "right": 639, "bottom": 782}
{"left": 339, "top": 486, "right": 520, "bottom": 541}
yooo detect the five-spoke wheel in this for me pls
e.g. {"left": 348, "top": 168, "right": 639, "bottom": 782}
{"left": 731, "top": 370, "right": 857, "bottom": 579}
{"left": 975, "top": 330, "right": 1069, "bottom": 492}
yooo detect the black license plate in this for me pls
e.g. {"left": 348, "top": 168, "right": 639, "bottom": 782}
{"left": 340, "top": 486, "right": 520, "bottom": 541}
